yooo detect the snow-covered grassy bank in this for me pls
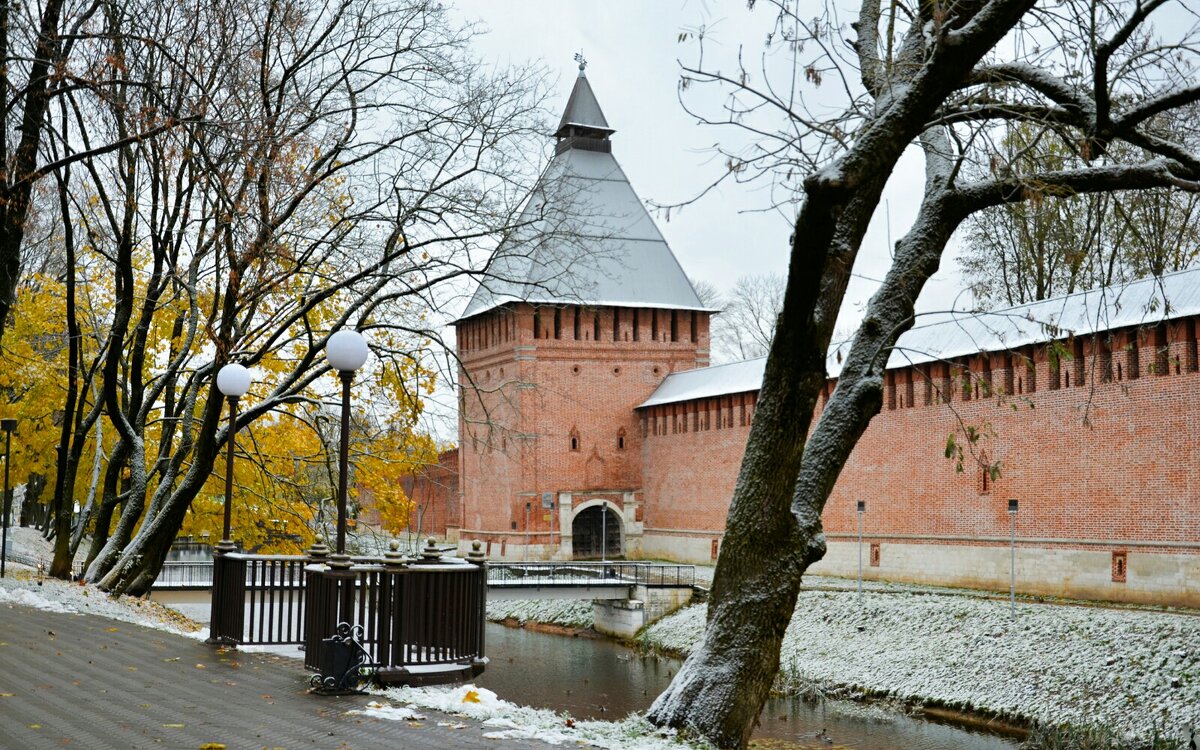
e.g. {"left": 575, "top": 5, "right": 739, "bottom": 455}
{"left": 486, "top": 598, "right": 595, "bottom": 629}
{"left": 641, "top": 590, "right": 1199, "bottom": 742}
{"left": 0, "top": 568, "right": 204, "bottom": 636}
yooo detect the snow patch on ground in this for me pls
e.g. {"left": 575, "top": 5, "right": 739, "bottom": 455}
{"left": 0, "top": 569, "right": 203, "bottom": 637}
{"left": 348, "top": 700, "right": 426, "bottom": 721}
{"left": 486, "top": 598, "right": 595, "bottom": 629}
{"left": 0, "top": 586, "right": 77, "bottom": 613}
{"left": 641, "top": 590, "right": 1200, "bottom": 740}
{"left": 374, "top": 684, "right": 709, "bottom": 749}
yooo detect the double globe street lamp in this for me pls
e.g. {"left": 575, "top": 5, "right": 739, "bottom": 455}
{"left": 324, "top": 330, "right": 369, "bottom": 568}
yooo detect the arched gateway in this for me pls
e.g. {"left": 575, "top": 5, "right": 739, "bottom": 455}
{"left": 571, "top": 504, "right": 623, "bottom": 559}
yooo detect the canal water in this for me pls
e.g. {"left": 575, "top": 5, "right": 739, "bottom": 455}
{"left": 477, "top": 623, "right": 1020, "bottom": 750}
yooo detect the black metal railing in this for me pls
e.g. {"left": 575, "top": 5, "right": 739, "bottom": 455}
{"left": 207, "top": 554, "right": 308, "bottom": 645}
{"left": 207, "top": 544, "right": 486, "bottom": 686}
{"left": 301, "top": 560, "right": 486, "bottom": 681}
{"left": 487, "top": 561, "right": 695, "bottom": 588}
{"left": 3, "top": 550, "right": 83, "bottom": 578}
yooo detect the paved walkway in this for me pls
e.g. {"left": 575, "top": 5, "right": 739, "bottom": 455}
{"left": 0, "top": 602, "right": 548, "bottom": 750}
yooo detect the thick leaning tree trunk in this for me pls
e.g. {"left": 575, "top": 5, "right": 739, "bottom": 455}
{"left": 647, "top": 2, "right": 1039, "bottom": 745}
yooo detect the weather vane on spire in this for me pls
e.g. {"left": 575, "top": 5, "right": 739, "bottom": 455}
{"left": 574, "top": 51, "right": 587, "bottom": 74}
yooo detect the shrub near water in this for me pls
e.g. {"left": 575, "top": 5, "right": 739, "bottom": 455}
{"left": 1023, "top": 723, "right": 1185, "bottom": 750}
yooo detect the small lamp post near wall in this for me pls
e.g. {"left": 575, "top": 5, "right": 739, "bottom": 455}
{"left": 856, "top": 500, "right": 865, "bottom": 601}
{"left": 1007, "top": 498, "right": 1019, "bottom": 614}
{"left": 600, "top": 501, "right": 608, "bottom": 565}
{"left": 215, "top": 364, "right": 252, "bottom": 554}
{"left": 1, "top": 419, "right": 16, "bottom": 578}
{"left": 324, "top": 330, "right": 369, "bottom": 568}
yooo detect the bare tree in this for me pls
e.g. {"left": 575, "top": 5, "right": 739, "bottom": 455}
{"left": 709, "top": 273, "right": 785, "bottom": 363}
{"left": 646, "top": 2, "right": 1200, "bottom": 747}
{"left": 10, "top": 0, "right": 567, "bottom": 593}
{"left": 961, "top": 115, "right": 1200, "bottom": 308}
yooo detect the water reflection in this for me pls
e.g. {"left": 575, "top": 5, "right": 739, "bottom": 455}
{"left": 476, "top": 623, "right": 1019, "bottom": 750}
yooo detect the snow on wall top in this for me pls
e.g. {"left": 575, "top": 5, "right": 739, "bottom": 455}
{"left": 639, "top": 267, "right": 1200, "bottom": 408}
{"left": 639, "top": 357, "right": 767, "bottom": 408}
{"left": 457, "top": 146, "right": 709, "bottom": 321}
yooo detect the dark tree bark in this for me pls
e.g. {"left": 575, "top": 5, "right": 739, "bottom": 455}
{"left": 0, "top": 0, "right": 67, "bottom": 344}
{"left": 647, "top": 1, "right": 1200, "bottom": 747}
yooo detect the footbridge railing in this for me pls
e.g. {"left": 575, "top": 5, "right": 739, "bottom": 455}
{"left": 486, "top": 561, "right": 695, "bottom": 588}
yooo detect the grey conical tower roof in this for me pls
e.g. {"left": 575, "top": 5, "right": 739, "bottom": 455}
{"left": 458, "top": 70, "right": 708, "bottom": 321}
{"left": 555, "top": 68, "right": 614, "bottom": 137}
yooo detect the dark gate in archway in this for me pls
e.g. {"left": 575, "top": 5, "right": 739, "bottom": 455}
{"left": 571, "top": 505, "right": 623, "bottom": 559}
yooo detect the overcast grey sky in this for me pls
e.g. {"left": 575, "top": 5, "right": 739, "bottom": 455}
{"left": 450, "top": 0, "right": 962, "bottom": 338}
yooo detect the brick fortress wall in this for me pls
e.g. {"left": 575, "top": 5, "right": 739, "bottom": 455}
{"left": 640, "top": 318, "right": 1200, "bottom": 607}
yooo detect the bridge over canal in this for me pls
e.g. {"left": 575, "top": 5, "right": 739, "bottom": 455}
{"left": 152, "top": 556, "right": 698, "bottom": 640}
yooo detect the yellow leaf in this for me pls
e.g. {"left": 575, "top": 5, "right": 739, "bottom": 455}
{"left": 105, "top": 627, "right": 119, "bottom": 632}
{"left": 162, "top": 723, "right": 185, "bottom": 728}
{"left": 461, "top": 690, "right": 480, "bottom": 704}
{"left": 0, "top": 693, "right": 14, "bottom": 697}
{"left": 28, "top": 724, "right": 41, "bottom": 729}
{"left": 199, "top": 744, "right": 226, "bottom": 749}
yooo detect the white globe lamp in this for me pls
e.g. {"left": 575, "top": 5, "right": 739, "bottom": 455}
{"left": 216, "top": 363, "right": 252, "bottom": 397}
{"left": 325, "top": 330, "right": 369, "bottom": 372}
{"left": 215, "top": 362, "right": 252, "bottom": 556}
{"left": 324, "top": 329, "right": 369, "bottom": 565}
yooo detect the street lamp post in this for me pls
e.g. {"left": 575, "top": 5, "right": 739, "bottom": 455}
{"left": 856, "top": 500, "right": 865, "bottom": 601}
{"left": 324, "top": 330, "right": 369, "bottom": 568}
{"left": 1008, "top": 498, "right": 1019, "bottom": 614}
{"left": 1, "top": 419, "right": 16, "bottom": 578}
{"left": 215, "top": 364, "right": 252, "bottom": 554}
{"left": 600, "top": 501, "right": 608, "bottom": 563}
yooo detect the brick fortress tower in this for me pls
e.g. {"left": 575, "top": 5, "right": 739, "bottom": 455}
{"left": 453, "top": 63, "right": 712, "bottom": 560}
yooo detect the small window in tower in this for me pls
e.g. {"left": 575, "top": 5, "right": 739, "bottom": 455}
{"left": 573, "top": 308, "right": 581, "bottom": 340}
{"left": 533, "top": 309, "right": 541, "bottom": 339}
{"left": 652, "top": 312, "right": 659, "bottom": 341}
{"left": 593, "top": 311, "right": 601, "bottom": 341}
{"left": 670, "top": 310, "right": 679, "bottom": 342}
{"left": 617, "top": 428, "right": 627, "bottom": 451}
{"left": 690, "top": 312, "right": 698, "bottom": 343}
{"left": 632, "top": 309, "right": 640, "bottom": 341}
{"left": 554, "top": 307, "right": 562, "bottom": 339}
{"left": 569, "top": 427, "right": 580, "bottom": 452}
